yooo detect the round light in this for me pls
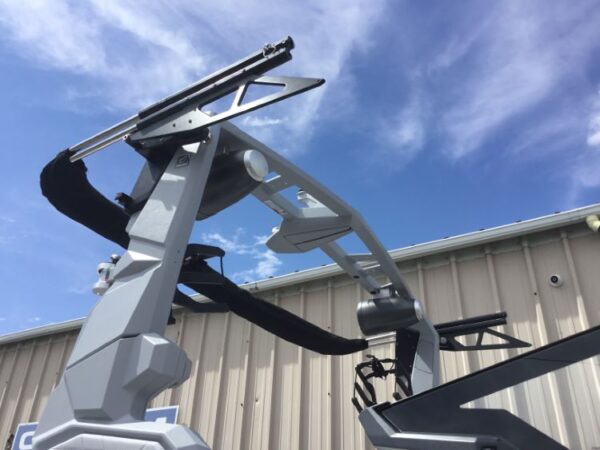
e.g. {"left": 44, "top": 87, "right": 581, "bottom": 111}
{"left": 243, "top": 150, "right": 269, "bottom": 181}
{"left": 357, "top": 293, "right": 420, "bottom": 336}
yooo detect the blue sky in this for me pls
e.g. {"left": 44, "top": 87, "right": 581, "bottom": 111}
{"left": 0, "top": 0, "right": 599, "bottom": 335}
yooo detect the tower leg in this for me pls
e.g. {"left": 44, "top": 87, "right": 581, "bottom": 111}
{"left": 34, "top": 131, "right": 222, "bottom": 450}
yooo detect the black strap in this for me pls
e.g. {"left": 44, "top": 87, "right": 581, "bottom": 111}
{"left": 40, "top": 149, "right": 368, "bottom": 356}
{"left": 181, "top": 259, "right": 368, "bottom": 355}
{"left": 40, "top": 149, "right": 130, "bottom": 248}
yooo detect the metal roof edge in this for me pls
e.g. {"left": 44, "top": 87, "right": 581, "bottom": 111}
{"left": 388, "top": 203, "right": 600, "bottom": 262}
{"left": 2, "top": 203, "right": 599, "bottom": 346}
{"left": 0, "top": 318, "right": 85, "bottom": 346}
{"left": 237, "top": 202, "right": 600, "bottom": 292}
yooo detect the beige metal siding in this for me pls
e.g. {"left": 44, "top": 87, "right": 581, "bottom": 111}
{"left": 0, "top": 332, "right": 77, "bottom": 445}
{"left": 1, "top": 223, "right": 600, "bottom": 449}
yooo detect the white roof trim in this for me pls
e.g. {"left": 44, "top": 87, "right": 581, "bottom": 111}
{"left": 2, "top": 203, "right": 599, "bottom": 346}
{"left": 0, "top": 318, "right": 85, "bottom": 346}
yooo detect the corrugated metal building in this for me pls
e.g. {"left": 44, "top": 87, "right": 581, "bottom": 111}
{"left": 1, "top": 204, "right": 600, "bottom": 449}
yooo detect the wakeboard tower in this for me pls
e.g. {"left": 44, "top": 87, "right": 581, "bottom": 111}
{"left": 33, "top": 37, "right": 600, "bottom": 450}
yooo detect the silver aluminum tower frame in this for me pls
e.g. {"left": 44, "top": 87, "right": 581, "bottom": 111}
{"left": 33, "top": 38, "right": 437, "bottom": 449}
{"left": 34, "top": 118, "right": 439, "bottom": 450}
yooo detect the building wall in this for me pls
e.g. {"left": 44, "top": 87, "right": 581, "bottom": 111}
{"left": 1, "top": 222, "right": 599, "bottom": 449}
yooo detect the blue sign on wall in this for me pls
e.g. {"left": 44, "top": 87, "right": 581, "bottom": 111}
{"left": 11, "top": 406, "right": 179, "bottom": 450}
{"left": 144, "top": 406, "right": 178, "bottom": 424}
{"left": 10, "top": 423, "right": 36, "bottom": 450}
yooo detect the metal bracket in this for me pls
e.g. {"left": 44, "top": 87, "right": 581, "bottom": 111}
{"left": 67, "top": 36, "right": 322, "bottom": 162}
{"left": 129, "top": 76, "right": 324, "bottom": 143}
{"left": 435, "top": 312, "right": 530, "bottom": 352}
{"left": 440, "top": 327, "right": 531, "bottom": 352}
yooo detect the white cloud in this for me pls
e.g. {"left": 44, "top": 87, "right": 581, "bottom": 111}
{"left": 365, "top": 0, "right": 600, "bottom": 207}
{"left": 0, "top": 1, "right": 106, "bottom": 74}
{"left": 440, "top": 3, "right": 564, "bottom": 158}
{"left": 27, "top": 316, "right": 41, "bottom": 323}
{"left": 233, "top": 250, "right": 282, "bottom": 281}
{"left": 589, "top": 116, "right": 600, "bottom": 148}
{"left": 0, "top": 0, "right": 385, "bottom": 152}
{"left": 201, "top": 228, "right": 282, "bottom": 282}
{"left": 382, "top": 1, "right": 600, "bottom": 165}
{"left": 379, "top": 95, "right": 426, "bottom": 165}
{"left": 566, "top": 91, "right": 600, "bottom": 202}
{"left": 242, "top": 116, "right": 286, "bottom": 128}
{"left": 508, "top": 106, "right": 583, "bottom": 158}
{"left": 587, "top": 99, "right": 600, "bottom": 148}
